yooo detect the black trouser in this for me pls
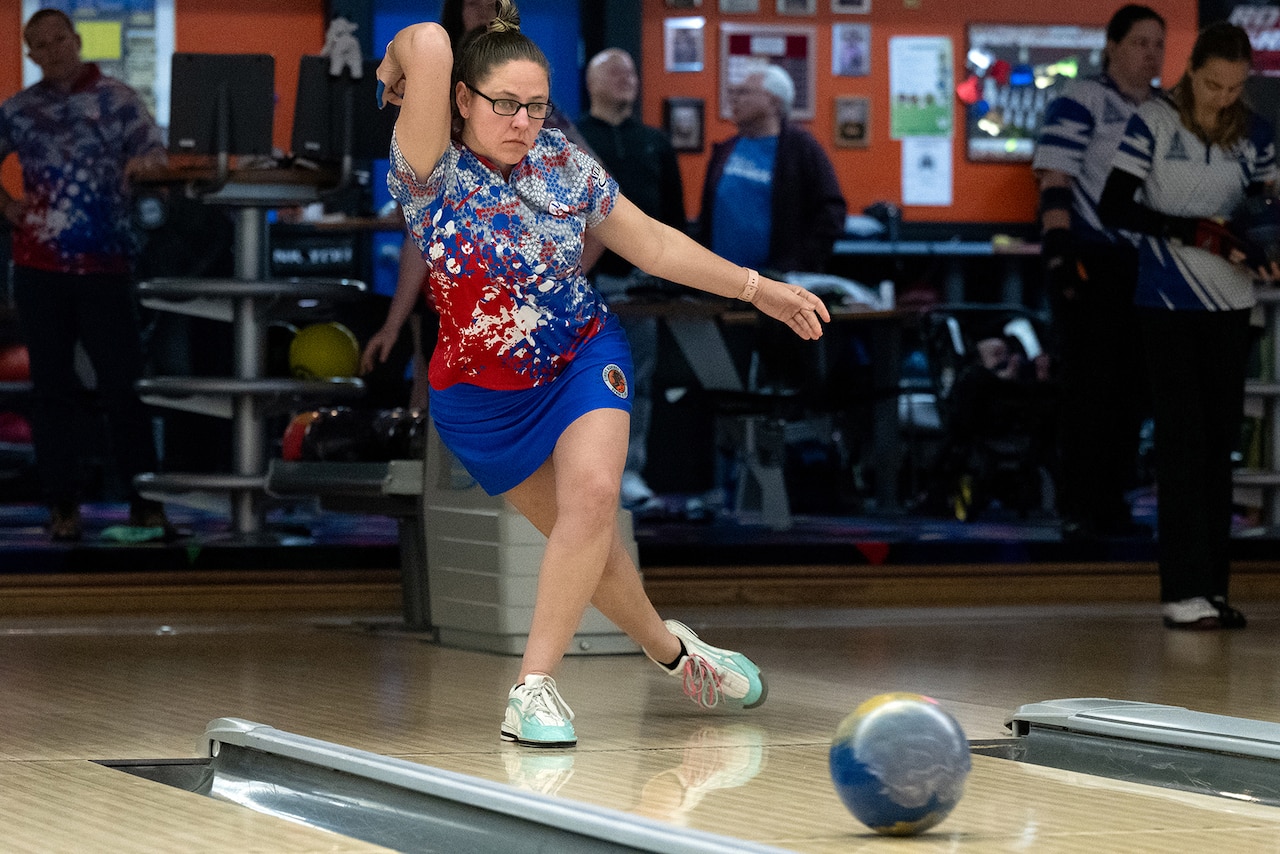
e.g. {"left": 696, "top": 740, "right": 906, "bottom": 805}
{"left": 1049, "top": 243, "right": 1147, "bottom": 530}
{"left": 1138, "top": 307, "right": 1250, "bottom": 603}
{"left": 12, "top": 266, "right": 157, "bottom": 505}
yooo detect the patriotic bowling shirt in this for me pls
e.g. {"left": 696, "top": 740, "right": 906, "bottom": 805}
{"left": 1111, "top": 94, "right": 1276, "bottom": 311}
{"left": 389, "top": 128, "right": 619, "bottom": 390}
{"left": 0, "top": 63, "right": 163, "bottom": 275}
{"left": 1033, "top": 73, "right": 1157, "bottom": 248}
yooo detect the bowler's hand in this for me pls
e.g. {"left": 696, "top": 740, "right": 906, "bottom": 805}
{"left": 360, "top": 326, "right": 400, "bottom": 375}
{"left": 1248, "top": 258, "right": 1280, "bottom": 283}
{"left": 376, "top": 40, "right": 406, "bottom": 108}
{"left": 1041, "top": 228, "right": 1083, "bottom": 302}
{"left": 752, "top": 278, "right": 830, "bottom": 340}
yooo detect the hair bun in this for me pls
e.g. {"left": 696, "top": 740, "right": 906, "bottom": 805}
{"left": 489, "top": 0, "right": 521, "bottom": 33}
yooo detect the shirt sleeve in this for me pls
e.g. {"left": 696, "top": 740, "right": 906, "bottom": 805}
{"left": 1111, "top": 110, "right": 1156, "bottom": 182}
{"left": 387, "top": 131, "right": 455, "bottom": 239}
{"left": 568, "top": 142, "right": 618, "bottom": 228}
{"left": 1032, "top": 89, "right": 1095, "bottom": 177}
{"left": 120, "top": 90, "right": 164, "bottom": 158}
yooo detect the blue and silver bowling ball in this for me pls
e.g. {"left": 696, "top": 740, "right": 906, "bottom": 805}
{"left": 828, "top": 692, "right": 970, "bottom": 836}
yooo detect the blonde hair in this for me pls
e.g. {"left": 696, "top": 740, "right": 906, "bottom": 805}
{"left": 488, "top": 0, "right": 520, "bottom": 34}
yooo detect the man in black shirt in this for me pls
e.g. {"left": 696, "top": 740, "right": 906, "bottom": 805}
{"left": 578, "top": 48, "right": 687, "bottom": 509}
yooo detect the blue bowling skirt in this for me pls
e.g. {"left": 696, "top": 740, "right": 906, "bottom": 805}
{"left": 429, "top": 313, "right": 634, "bottom": 495}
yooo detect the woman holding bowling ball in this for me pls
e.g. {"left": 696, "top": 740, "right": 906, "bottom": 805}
{"left": 365, "top": 0, "right": 829, "bottom": 746}
{"left": 1098, "top": 22, "right": 1280, "bottom": 630}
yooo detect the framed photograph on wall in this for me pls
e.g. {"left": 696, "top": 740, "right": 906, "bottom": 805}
{"left": 720, "top": 0, "right": 760, "bottom": 11}
{"left": 833, "top": 0, "right": 870, "bottom": 11}
{"left": 777, "top": 0, "right": 816, "bottom": 14}
{"left": 833, "top": 23, "right": 870, "bottom": 77}
{"left": 834, "top": 96, "right": 870, "bottom": 147}
{"left": 665, "top": 0, "right": 702, "bottom": 7}
{"left": 664, "top": 17, "right": 706, "bottom": 73}
{"left": 664, "top": 97, "right": 705, "bottom": 152}
{"left": 720, "top": 23, "right": 817, "bottom": 121}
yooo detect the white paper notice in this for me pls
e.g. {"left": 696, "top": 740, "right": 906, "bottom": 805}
{"left": 901, "top": 136, "right": 952, "bottom": 206}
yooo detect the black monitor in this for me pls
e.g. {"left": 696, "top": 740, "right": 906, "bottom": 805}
{"left": 291, "top": 56, "right": 396, "bottom": 162}
{"left": 168, "top": 53, "right": 275, "bottom": 156}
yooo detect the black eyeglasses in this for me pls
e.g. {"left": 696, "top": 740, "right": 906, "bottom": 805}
{"left": 465, "top": 84, "right": 552, "bottom": 120}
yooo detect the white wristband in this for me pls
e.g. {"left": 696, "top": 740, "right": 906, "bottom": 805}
{"left": 737, "top": 267, "right": 759, "bottom": 303}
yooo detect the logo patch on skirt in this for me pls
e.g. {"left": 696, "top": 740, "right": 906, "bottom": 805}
{"left": 603, "top": 364, "right": 628, "bottom": 398}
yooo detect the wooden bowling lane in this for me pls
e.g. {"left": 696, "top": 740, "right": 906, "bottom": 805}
{"left": 6, "top": 604, "right": 1280, "bottom": 851}
{"left": 428, "top": 744, "right": 1280, "bottom": 853}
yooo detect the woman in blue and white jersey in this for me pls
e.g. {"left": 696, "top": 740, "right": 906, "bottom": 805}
{"left": 1033, "top": 4, "right": 1166, "bottom": 543}
{"left": 1099, "top": 22, "right": 1280, "bottom": 630}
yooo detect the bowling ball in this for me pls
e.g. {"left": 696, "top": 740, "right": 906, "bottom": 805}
{"left": 281, "top": 409, "right": 319, "bottom": 461}
{"left": 266, "top": 322, "right": 299, "bottom": 378}
{"left": 289, "top": 322, "right": 360, "bottom": 380}
{"left": 0, "top": 411, "right": 32, "bottom": 444}
{"left": 0, "top": 343, "right": 30, "bottom": 382}
{"left": 372, "top": 407, "right": 429, "bottom": 460}
{"left": 404, "top": 408, "right": 429, "bottom": 459}
{"left": 1232, "top": 194, "right": 1280, "bottom": 266}
{"left": 828, "top": 692, "right": 970, "bottom": 837}
{"left": 301, "top": 406, "right": 380, "bottom": 462}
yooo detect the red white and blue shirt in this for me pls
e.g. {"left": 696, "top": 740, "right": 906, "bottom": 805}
{"left": 0, "top": 64, "right": 163, "bottom": 275}
{"left": 389, "top": 128, "right": 619, "bottom": 390}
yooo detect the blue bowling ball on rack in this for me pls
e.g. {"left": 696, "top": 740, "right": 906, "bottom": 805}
{"left": 828, "top": 692, "right": 971, "bottom": 836}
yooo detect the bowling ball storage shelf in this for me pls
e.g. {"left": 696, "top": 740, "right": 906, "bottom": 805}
{"left": 135, "top": 265, "right": 367, "bottom": 536}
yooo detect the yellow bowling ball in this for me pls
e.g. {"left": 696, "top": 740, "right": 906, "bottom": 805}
{"left": 289, "top": 322, "right": 360, "bottom": 380}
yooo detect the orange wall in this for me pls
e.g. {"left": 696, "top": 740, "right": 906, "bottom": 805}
{"left": 5, "top": 2, "right": 1198, "bottom": 226}
{"left": 1, "top": 10, "right": 22, "bottom": 197}
{"left": 640, "top": 0, "right": 1197, "bottom": 224}
{"left": 2, "top": 1, "right": 327, "bottom": 196}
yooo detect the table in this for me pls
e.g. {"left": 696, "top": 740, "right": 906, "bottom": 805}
{"left": 612, "top": 297, "right": 911, "bottom": 523}
{"left": 833, "top": 237, "right": 1041, "bottom": 305}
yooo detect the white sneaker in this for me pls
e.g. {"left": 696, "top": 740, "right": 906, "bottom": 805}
{"left": 650, "top": 620, "right": 767, "bottom": 710}
{"left": 1162, "top": 597, "right": 1219, "bottom": 630}
{"left": 500, "top": 675, "right": 576, "bottom": 747}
